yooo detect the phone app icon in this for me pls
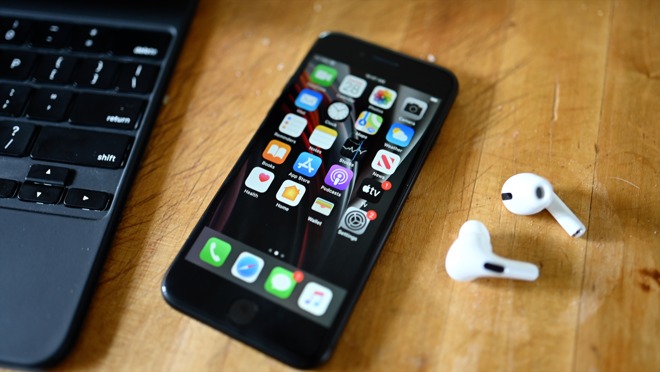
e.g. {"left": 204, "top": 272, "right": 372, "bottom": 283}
{"left": 368, "top": 85, "right": 397, "bottom": 109}
{"left": 358, "top": 179, "right": 385, "bottom": 203}
{"left": 340, "top": 138, "right": 368, "bottom": 162}
{"left": 276, "top": 180, "right": 306, "bottom": 206}
{"left": 401, "top": 97, "right": 428, "bottom": 120}
{"left": 339, "top": 207, "right": 370, "bottom": 235}
{"left": 279, "top": 113, "right": 307, "bottom": 138}
{"left": 231, "top": 252, "right": 265, "bottom": 283}
{"left": 324, "top": 164, "right": 353, "bottom": 191}
{"left": 264, "top": 267, "right": 296, "bottom": 299}
{"left": 355, "top": 111, "right": 383, "bottom": 135}
{"left": 245, "top": 167, "right": 275, "bottom": 193}
{"left": 339, "top": 74, "right": 368, "bottom": 98}
{"left": 309, "top": 125, "right": 337, "bottom": 150}
{"left": 311, "top": 64, "right": 337, "bottom": 87}
{"left": 311, "top": 197, "right": 334, "bottom": 216}
{"left": 371, "top": 149, "right": 401, "bottom": 175}
{"left": 295, "top": 88, "right": 323, "bottom": 111}
{"left": 262, "top": 139, "right": 291, "bottom": 164}
{"left": 293, "top": 152, "right": 322, "bottom": 177}
{"left": 199, "top": 237, "right": 232, "bottom": 267}
{"left": 298, "top": 282, "right": 333, "bottom": 316}
{"left": 386, "top": 123, "right": 415, "bottom": 147}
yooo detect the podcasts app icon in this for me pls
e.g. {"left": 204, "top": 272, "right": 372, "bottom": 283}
{"left": 324, "top": 164, "right": 353, "bottom": 191}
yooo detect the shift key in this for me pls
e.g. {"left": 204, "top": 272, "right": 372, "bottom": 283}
{"left": 31, "top": 127, "right": 131, "bottom": 169}
{"left": 69, "top": 94, "right": 144, "bottom": 130}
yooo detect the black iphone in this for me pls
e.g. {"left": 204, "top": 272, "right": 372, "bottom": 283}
{"left": 162, "top": 32, "right": 458, "bottom": 368}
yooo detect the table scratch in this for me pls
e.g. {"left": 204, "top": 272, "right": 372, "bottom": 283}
{"left": 610, "top": 177, "right": 640, "bottom": 189}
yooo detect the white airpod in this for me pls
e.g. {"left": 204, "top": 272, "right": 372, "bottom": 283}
{"left": 445, "top": 220, "right": 540, "bottom": 282}
{"left": 501, "top": 173, "right": 586, "bottom": 238}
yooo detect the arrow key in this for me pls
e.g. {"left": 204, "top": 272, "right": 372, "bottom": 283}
{"left": 64, "top": 188, "right": 109, "bottom": 211}
{"left": 18, "top": 182, "right": 63, "bottom": 204}
{"left": 26, "top": 164, "right": 71, "bottom": 186}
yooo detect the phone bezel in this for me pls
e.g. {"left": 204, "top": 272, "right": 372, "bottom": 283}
{"left": 162, "top": 32, "right": 458, "bottom": 368}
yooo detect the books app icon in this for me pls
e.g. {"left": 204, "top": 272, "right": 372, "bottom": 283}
{"left": 262, "top": 139, "right": 291, "bottom": 164}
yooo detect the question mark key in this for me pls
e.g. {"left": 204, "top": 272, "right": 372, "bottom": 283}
{"left": 1, "top": 122, "right": 36, "bottom": 156}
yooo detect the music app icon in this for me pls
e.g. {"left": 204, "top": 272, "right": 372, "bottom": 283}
{"left": 297, "top": 282, "right": 333, "bottom": 316}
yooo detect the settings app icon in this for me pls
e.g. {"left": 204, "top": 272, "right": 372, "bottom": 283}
{"left": 339, "top": 207, "right": 370, "bottom": 235}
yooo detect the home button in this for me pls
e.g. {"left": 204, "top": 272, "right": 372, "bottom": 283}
{"left": 227, "top": 299, "right": 259, "bottom": 326}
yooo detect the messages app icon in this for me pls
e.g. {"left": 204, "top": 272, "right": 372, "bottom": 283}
{"left": 264, "top": 267, "right": 296, "bottom": 299}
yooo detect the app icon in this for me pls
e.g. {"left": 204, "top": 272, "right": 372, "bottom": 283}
{"left": 262, "top": 139, "right": 291, "bottom": 164}
{"left": 324, "top": 164, "right": 354, "bottom": 191}
{"left": 327, "top": 101, "right": 350, "bottom": 121}
{"left": 264, "top": 267, "right": 296, "bottom": 299}
{"left": 199, "top": 237, "right": 231, "bottom": 267}
{"left": 309, "top": 125, "right": 337, "bottom": 150}
{"left": 339, "top": 207, "right": 370, "bottom": 235}
{"left": 340, "top": 138, "right": 368, "bottom": 162}
{"left": 355, "top": 111, "right": 383, "bottom": 135}
{"left": 279, "top": 113, "right": 307, "bottom": 138}
{"left": 298, "top": 282, "right": 334, "bottom": 316}
{"left": 311, "top": 197, "right": 334, "bottom": 216}
{"left": 293, "top": 152, "right": 322, "bottom": 177}
{"left": 339, "top": 74, "right": 368, "bottom": 98}
{"left": 310, "top": 64, "right": 337, "bottom": 87}
{"left": 295, "top": 88, "right": 323, "bottom": 111}
{"left": 245, "top": 167, "right": 275, "bottom": 193}
{"left": 276, "top": 180, "right": 306, "bottom": 206}
{"left": 401, "top": 97, "right": 428, "bottom": 120}
{"left": 371, "top": 149, "right": 400, "bottom": 175}
{"left": 368, "top": 85, "right": 397, "bottom": 109}
{"left": 231, "top": 252, "right": 265, "bottom": 283}
{"left": 386, "top": 123, "right": 415, "bottom": 147}
{"left": 358, "top": 179, "right": 385, "bottom": 203}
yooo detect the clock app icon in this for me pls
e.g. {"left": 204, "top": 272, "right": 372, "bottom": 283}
{"left": 327, "top": 101, "right": 350, "bottom": 121}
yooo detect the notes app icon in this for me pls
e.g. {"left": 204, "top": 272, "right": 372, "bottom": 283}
{"left": 309, "top": 125, "right": 337, "bottom": 150}
{"left": 311, "top": 197, "right": 334, "bottom": 216}
{"left": 263, "top": 139, "right": 291, "bottom": 164}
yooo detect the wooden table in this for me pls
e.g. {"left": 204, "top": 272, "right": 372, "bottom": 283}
{"left": 35, "top": 0, "right": 660, "bottom": 370}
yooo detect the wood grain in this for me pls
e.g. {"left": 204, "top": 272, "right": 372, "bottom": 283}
{"left": 7, "top": 0, "right": 654, "bottom": 371}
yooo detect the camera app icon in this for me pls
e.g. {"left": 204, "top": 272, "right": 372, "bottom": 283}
{"left": 401, "top": 97, "right": 428, "bottom": 120}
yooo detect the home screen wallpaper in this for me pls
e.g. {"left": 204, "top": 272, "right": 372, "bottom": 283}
{"left": 186, "top": 54, "right": 443, "bottom": 326}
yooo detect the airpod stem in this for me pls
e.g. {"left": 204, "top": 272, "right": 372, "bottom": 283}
{"left": 546, "top": 193, "right": 586, "bottom": 238}
{"left": 485, "top": 255, "right": 540, "bottom": 281}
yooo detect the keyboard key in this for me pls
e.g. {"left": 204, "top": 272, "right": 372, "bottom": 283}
{"left": 116, "top": 63, "right": 159, "bottom": 93}
{"left": 18, "top": 182, "right": 63, "bottom": 204}
{"left": 32, "top": 55, "right": 78, "bottom": 84}
{"left": 0, "top": 84, "right": 31, "bottom": 117}
{"left": 29, "top": 22, "right": 72, "bottom": 49}
{"left": 1, "top": 18, "right": 33, "bottom": 45}
{"left": 0, "top": 121, "right": 36, "bottom": 156}
{"left": 73, "top": 59, "right": 118, "bottom": 89}
{"left": 26, "top": 164, "right": 72, "bottom": 186}
{"left": 112, "top": 29, "right": 171, "bottom": 60}
{"left": 69, "top": 94, "right": 143, "bottom": 129}
{"left": 31, "top": 127, "right": 131, "bottom": 169}
{"left": 26, "top": 89, "right": 74, "bottom": 121}
{"left": 64, "top": 188, "right": 109, "bottom": 210}
{"left": 0, "top": 178, "right": 19, "bottom": 198}
{"left": 0, "top": 50, "right": 36, "bottom": 80}
{"left": 70, "top": 26, "right": 111, "bottom": 53}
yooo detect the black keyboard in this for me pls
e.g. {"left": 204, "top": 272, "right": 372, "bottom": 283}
{"left": 0, "top": 17, "right": 171, "bottom": 216}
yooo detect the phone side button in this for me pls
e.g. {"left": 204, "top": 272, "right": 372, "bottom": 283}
{"left": 227, "top": 299, "right": 259, "bottom": 326}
